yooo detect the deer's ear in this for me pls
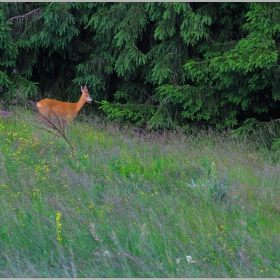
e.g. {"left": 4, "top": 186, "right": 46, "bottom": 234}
{"left": 81, "top": 85, "right": 83, "bottom": 91}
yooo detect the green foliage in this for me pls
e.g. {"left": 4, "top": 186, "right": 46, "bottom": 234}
{"left": 1, "top": 3, "right": 96, "bottom": 101}
{"left": 155, "top": 84, "right": 218, "bottom": 121}
{"left": 2, "top": 3, "right": 280, "bottom": 130}
{"left": 0, "top": 7, "right": 18, "bottom": 90}
{"left": 96, "top": 100, "right": 154, "bottom": 127}
{"left": 182, "top": 3, "right": 280, "bottom": 128}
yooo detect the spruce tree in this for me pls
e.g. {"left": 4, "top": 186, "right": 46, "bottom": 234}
{"left": 1, "top": 2, "right": 280, "bottom": 130}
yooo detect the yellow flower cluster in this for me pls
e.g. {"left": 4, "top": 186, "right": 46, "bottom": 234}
{"left": 56, "top": 212, "right": 62, "bottom": 245}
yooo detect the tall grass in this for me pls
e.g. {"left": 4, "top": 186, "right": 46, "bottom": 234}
{"left": 1, "top": 107, "right": 280, "bottom": 277}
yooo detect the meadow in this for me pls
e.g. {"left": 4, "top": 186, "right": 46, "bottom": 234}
{"left": 0, "top": 107, "right": 280, "bottom": 277}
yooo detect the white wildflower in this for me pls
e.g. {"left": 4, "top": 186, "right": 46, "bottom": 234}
{"left": 104, "top": 250, "right": 111, "bottom": 257}
{"left": 176, "top": 258, "right": 181, "bottom": 263}
{"left": 186, "top": 255, "right": 195, "bottom": 263}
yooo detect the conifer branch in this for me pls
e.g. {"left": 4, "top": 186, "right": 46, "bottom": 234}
{"left": 7, "top": 8, "right": 40, "bottom": 22}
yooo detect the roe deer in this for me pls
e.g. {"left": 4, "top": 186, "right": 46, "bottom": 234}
{"left": 36, "top": 86, "right": 92, "bottom": 125}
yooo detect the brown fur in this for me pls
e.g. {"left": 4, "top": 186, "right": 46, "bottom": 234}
{"left": 37, "top": 86, "right": 92, "bottom": 124}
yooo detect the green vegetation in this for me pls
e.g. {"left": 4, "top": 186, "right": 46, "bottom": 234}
{"left": 1, "top": 3, "right": 280, "bottom": 129}
{"left": 1, "top": 108, "right": 280, "bottom": 277}
{"left": 1, "top": 3, "right": 280, "bottom": 276}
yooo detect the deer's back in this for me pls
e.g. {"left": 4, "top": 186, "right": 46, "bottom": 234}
{"left": 37, "top": 98, "right": 77, "bottom": 120}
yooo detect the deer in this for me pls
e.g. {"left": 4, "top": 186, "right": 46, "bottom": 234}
{"left": 36, "top": 86, "right": 92, "bottom": 125}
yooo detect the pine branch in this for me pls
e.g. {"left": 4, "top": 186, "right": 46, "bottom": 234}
{"left": 7, "top": 8, "right": 40, "bottom": 22}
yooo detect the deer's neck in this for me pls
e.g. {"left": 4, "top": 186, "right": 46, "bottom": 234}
{"left": 75, "top": 98, "right": 86, "bottom": 113}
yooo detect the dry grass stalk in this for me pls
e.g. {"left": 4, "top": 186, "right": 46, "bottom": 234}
{"left": 34, "top": 111, "right": 76, "bottom": 156}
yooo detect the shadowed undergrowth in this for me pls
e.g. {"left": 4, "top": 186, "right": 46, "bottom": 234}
{"left": 0, "top": 108, "right": 280, "bottom": 277}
